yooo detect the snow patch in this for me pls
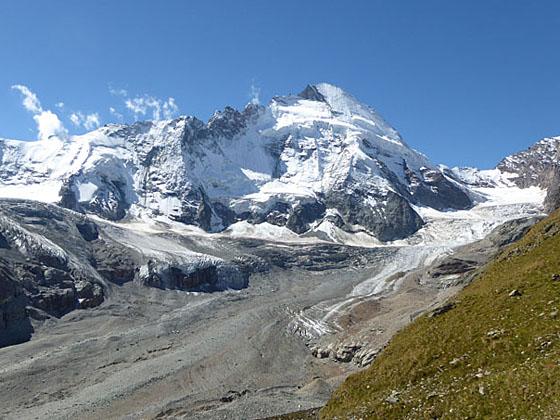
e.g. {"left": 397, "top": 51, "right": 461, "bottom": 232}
{"left": 77, "top": 182, "right": 98, "bottom": 202}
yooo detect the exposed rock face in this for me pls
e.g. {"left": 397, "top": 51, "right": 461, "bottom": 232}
{"left": 0, "top": 262, "right": 32, "bottom": 347}
{"left": 137, "top": 260, "right": 248, "bottom": 292}
{"left": 405, "top": 166, "right": 472, "bottom": 210}
{"left": 429, "top": 302, "right": 456, "bottom": 318}
{"left": 299, "top": 84, "right": 328, "bottom": 102}
{"left": 429, "top": 258, "right": 478, "bottom": 278}
{"left": 0, "top": 201, "right": 105, "bottom": 322}
{"left": 75, "top": 220, "right": 99, "bottom": 241}
{"left": 90, "top": 239, "right": 139, "bottom": 285}
{"left": 310, "top": 341, "right": 379, "bottom": 366}
{"left": 286, "top": 200, "right": 326, "bottom": 234}
{"left": 325, "top": 189, "right": 424, "bottom": 241}
{"left": 544, "top": 167, "right": 560, "bottom": 212}
{"left": 494, "top": 136, "right": 560, "bottom": 213}
{"left": 497, "top": 137, "right": 560, "bottom": 189}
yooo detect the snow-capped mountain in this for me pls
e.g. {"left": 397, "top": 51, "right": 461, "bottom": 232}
{"left": 0, "top": 83, "right": 475, "bottom": 242}
{"left": 497, "top": 136, "right": 560, "bottom": 187}
{"left": 0, "top": 83, "right": 549, "bottom": 242}
{"left": 450, "top": 136, "right": 560, "bottom": 212}
{"left": 495, "top": 136, "right": 560, "bottom": 212}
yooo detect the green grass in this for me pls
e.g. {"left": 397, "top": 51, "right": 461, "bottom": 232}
{"left": 321, "top": 211, "right": 560, "bottom": 419}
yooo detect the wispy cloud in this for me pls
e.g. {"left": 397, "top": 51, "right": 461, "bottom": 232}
{"left": 12, "top": 84, "right": 68, "bottom": 140}
{"left": 124, "top": 95, "right": 179, "bottom": 120}
{"left": 110, "top": 86, "right": 180, "bottom": 121}
{"left": 34, "top": 111, "right": 68, "bottom": 141}
{"left": 109, "top": 106, "right": 123, "bottom": 122}
{"left": 70, "top": 111, "right": 101, "bottom": 130}
{"left": 109, "top": 86, "right": 128, "bottom": 97}
{"left": 12, "top": 84, "right": 43, "bottom": 113}
{"left": 249, "top": 82, "right": 261, "bottom": 105}
{"left": 11, "top": 83, "right": 182, "bottom": 140}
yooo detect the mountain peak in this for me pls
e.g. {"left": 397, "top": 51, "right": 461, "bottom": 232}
{"left": 298, "top": 84, "right": 328, "bottom": 102}
{"left": 298, "top": 83, "right": 363, "bottom": 113}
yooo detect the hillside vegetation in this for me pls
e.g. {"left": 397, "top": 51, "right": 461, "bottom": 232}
{"left": 321, "top": 210, "right": 560, "bottom": 419}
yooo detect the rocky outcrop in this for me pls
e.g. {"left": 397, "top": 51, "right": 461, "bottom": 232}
{"left": 501, "top": 145, "right": 560, "bottom": 213}
{"left": 497, "top": 136, "right": 560, "bottom": 190}
{"left": 310, "top": 341, "right": 380, "bottom": 367}
{"left": 137, "top": 260, "right": 248, "bottom": 292}
{"left": 299, "top": 84, "right": 327, "bottom": 102}
{"left": 90, "top": 239, "right": 139, "bottom": 285}
{"left": 406, "top": 165, "right": 472, "bottom": 211}
{"left": 544, "top": 166, "right": 560, "bottom": 212}
{"left": 286, "top": 200, "right": 326, "bottom": 234}
{"left": 428, "top": 258, "right": 477, "bottom": 278}
{"left": 0, "top": 263, "right": 33, "bottom": 347}
{"left": 326, "top": 189, "right": 424, "bottom": 241}
{"left": 75, "top": 220, "right": 99, "bottom": 242}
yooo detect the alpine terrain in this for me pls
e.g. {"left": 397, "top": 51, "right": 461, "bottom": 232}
{"left": 0, "top": 83, "right": 557, "bottom": 419}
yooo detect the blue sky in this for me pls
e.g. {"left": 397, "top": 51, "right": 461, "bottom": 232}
{"left": 0, "top": 1, "right": 558, "bottom": 168}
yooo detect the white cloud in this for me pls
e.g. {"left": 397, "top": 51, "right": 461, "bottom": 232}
{"left": 12, "top": 84, "right": 43, "bottom": 113}
{"left": 55, "top": 102, "right": 65, "bottom": 109}
{"left": 12, "top": 84, "right": 67, "bottom": 140}
{"left": 109, "top": 85, "right": 179, "bottom": 121}
{"left": 124, "top": 97, "right": 150, "bottom": 117}
{"left": 84, "top": 113, "right": 100, "bottom": 130}
{"left": 109, "top": 87, "right": 128, "bottom": 97}
{"left": 69, "top": 112, "right": 81, "bottom": 126}
{"left": 124, "top": 94, "right": 179, "bottom": 120}
{"left": 70, "top": 111, "right": 101, "bottom": 130}
{"left": 249, "top": 83, "right": 260, "bottom": 105}
{"left": 33, "top": 110, "right": 68, "bottom": 140}
{"left": 109, "top": 106, "right": 123, "bottom": 122}
{"left": 162, "top": 97, "right": 179, "bottom": 119}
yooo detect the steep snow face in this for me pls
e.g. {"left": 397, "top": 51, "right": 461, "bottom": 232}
{"left": 0, "top": 83, "right": 530, "bottom": 242}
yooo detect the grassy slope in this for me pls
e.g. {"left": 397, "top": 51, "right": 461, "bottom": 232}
{"left": 322, "top": 210, "right": 560, "bottom": 419}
